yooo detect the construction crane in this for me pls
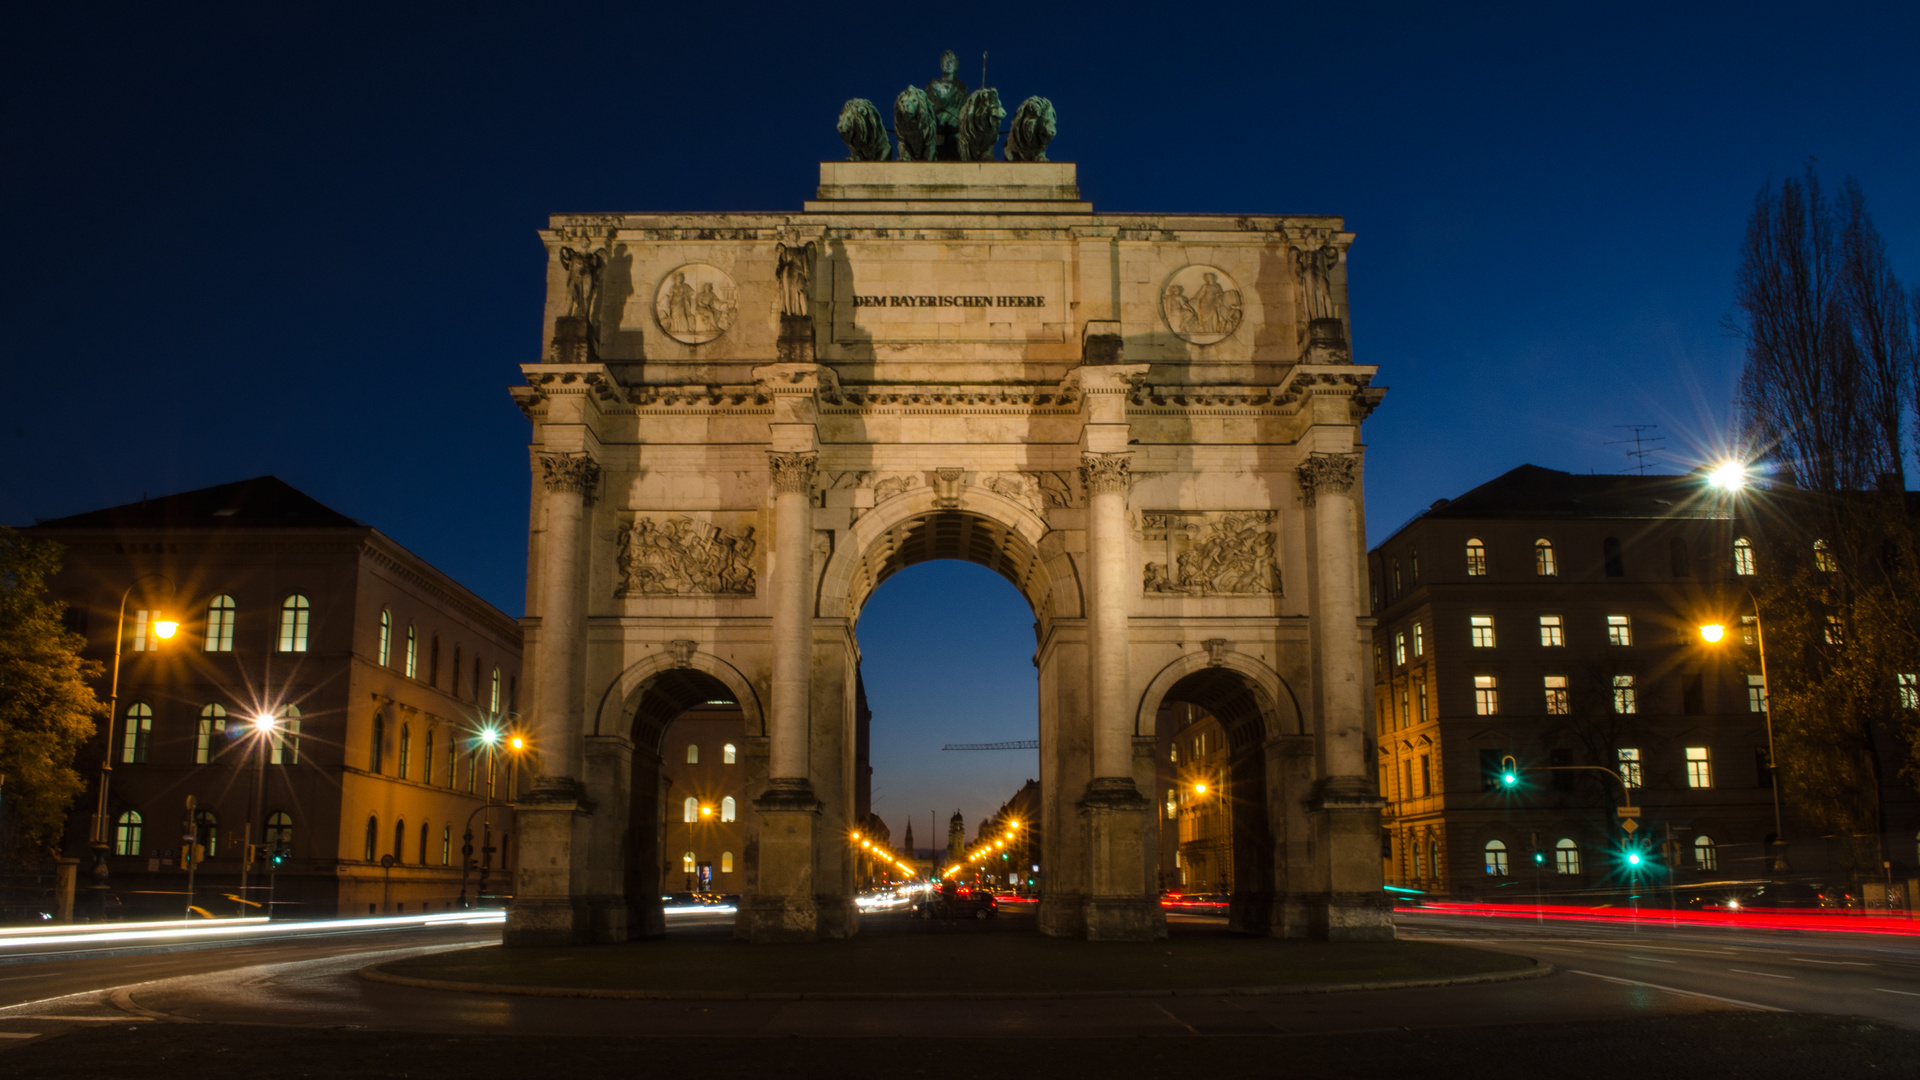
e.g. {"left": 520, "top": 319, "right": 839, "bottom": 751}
{"left": 940, "top": 740, "right": 1039, "bottom": 751}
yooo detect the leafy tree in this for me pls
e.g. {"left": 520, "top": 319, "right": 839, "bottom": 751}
{"left": 0, "top": 528, "right": 104, "bottom": 860}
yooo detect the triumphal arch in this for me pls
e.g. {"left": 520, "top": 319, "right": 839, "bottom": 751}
{"left": 506, "top": 76, "right": 1389, "bottom": 945}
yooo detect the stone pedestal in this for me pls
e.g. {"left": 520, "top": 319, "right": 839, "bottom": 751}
{"left": 1305, "top": 318, "right": 1350, "bottom": 364}
{"left": 744, "top": 780, "right": 821, "bottom": 942}
{"left": 777, "top": 314, "right": 815, "bottom": 363}
{"left": 549, "top": 315, "right": 598, "bottom": 364}
{"left": 1080, "top": 778, "right": 1167, "bottom": 941}
{"left": 504, "top": 790, "right": 594, "bottom": 947}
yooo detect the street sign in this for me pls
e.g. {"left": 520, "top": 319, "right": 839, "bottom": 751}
{"left": 1621, "top": 818, "right": 1639, "bottom": 834}
{"left": 1616, "top": 806, "right": 1640, "bottom": 817}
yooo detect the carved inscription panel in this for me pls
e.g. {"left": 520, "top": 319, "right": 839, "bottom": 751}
{"left": 828, "top": 258, "right": 1069, "bottom": 344}
{"left": 1141, "top": 511, "right": 1280, "bottom": 596}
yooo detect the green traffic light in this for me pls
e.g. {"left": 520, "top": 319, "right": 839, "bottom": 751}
{"left": 1501, "top": 772, "right": 1517, "bottom": 787}
{"left": 1626, "top": 852, "right": 1642, "bottom": 866}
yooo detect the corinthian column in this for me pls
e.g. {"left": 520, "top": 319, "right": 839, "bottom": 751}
{"left": 1297, "top": 451, "right": 1365, "bottom": 783}
{"left": 1080, "top": 451, "right": 1134, "bottom": 783}
{"left": 766, "top": 449, "right": 818, "bottom": 787}
{"left": 533, "top": 451, "right": 600, "bottom": 792}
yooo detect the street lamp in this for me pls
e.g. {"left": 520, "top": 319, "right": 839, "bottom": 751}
{"left": 686, "top": 803, "right": 712, "bottom": 892}
{"left": 90, "top": 574, "right": 177, "bottom": 918}
{"left": 236, "top": 712, "right": 278, "bottom": 917}
{"left": 1700, "top": 614, "right": 1787, "bottom": 877}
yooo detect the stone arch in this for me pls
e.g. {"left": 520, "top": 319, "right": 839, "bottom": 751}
{"left": 818, "top": 484, "right": 1081, "bottom": 624}
{"left": 592, "top": 646, "right": 765, "bottom": 745}
{"left": 1133, "top": 647, "right": 1306, "bottom": 746}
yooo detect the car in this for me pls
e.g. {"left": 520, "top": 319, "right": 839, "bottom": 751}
{"left": 913, "top": 884, "right": 998, "bottom": 919}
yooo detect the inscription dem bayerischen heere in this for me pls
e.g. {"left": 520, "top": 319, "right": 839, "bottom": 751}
{"left": 850, "top": 294, "right": 1047, "bottom": 308}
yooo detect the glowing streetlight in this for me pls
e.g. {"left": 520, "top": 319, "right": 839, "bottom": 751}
{"left": 478, "top": 727, "right": 500, "bottom": 747}
{"left": 507, "top": 734, "right": 525, "bottom": 753}
{"left": 150, "top": 618, "right": 179, "bottom": 640}
{"left": 1193, "top": 782, "right": 1207, "bottom": 795}
{"left": 251, "top": 713, "right": 277, "bottom": 734}
{"left": 1706, "top": 461, "right": 1748, "bottom": 491}
{"left": 1698, "top": 623, "right": 1726, "bottom": 644}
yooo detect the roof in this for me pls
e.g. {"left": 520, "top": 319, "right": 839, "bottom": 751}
{"left": 1383, "top": 465, "right": 1728, "bottom": 541}
{"left": 31, "top": 477, "right": 366, "bottom": 530}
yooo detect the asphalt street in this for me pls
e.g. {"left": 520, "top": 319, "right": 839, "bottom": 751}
{"left": 1397, "top": 909, "right": 1920, "bottom": 1028}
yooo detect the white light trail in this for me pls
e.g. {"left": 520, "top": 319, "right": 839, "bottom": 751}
{"left": 0, "top": 910, "right": 503, "bottom": 952}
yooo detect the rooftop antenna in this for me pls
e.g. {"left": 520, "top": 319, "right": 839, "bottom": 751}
{"left": 981, "top": 51, "right": 988, "bottom": 87}
{"left": 1606, "top": 425, "right": 1664, "bottom": 475}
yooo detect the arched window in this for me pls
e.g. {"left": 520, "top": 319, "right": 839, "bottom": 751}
{"left": 204, "top": 595, "right": 237, "bottom": 652}
{"left": 1534, "top": 539, "right": 1557, "bottom": 577}
{"left": 1166, "top": 789, "right": 1178, "bottom": 820}
{"left": 1554, "top": 838, "right": 1581, "bottom": 875}
{"left": 490, "top": 667, "right": 502, "bottom": 713}
{"left": 686, "top": 743, "right": 699, "bottom": 764}
{"left": 364, "top": 816, "right": 379, "bottom": 861}
{"left": 1814, "top": 539, "right": 1836, "bottom": 572}
{"left": 265, "top": 811, "right": 293, "bottom": 850}
{"left": 429, "top": 634, "right": 441, "bottom": 687}
{"left": 370, "top": 713, "right": 386, "bottom": 774}
{"left": 419, "top": 822, "right": 431, "bottom": 864}
{"left": 1694, "top": 835, "right": 1718, "bottom": 871}
{"left": 683, "top": 796, "right": 699, "bottom": 823}
{"left": 194, "top": 810, "right": 219, "bottom": 857}
{"left": 1733, "top": 537, "right": 1756, "bottom": 576}
{"left": 196, "top": 704, "right": 227, "bottom": 764}
{"left": 393, "top": 818, "right": 406, "bottom": 862}
{"left": 278, "top": 595, "right": 310, "bottom": 652}
{"left": 1602, "top": 537, "right": 1625, "bottom": 577}
{"left": 441, "top": 825, "right": 452, "bottom": 866}
{"left": 122, "top": 703, "right": 152, "bottom": 763}
{"left": 1483, "top": 840, "right": 1509, "bottom": 876}
{"left": 1465, "top": 538, "right": 1487, "bottom": 576}
{"left": 423, "top": 730, "right": 435, "bottom": 785}
{"left": 398, "top": 724, "right": 411, "bottom": 779}
{"left": 465, "top": 745, "right": 477, "bottom": 793}
{"left": 1669, "top": 536, "right": 1690, "bottom": 578}
{"left": 720, "top": 796, "right": 737, "bottom": 822}
{"left": 723, "top": 743, "right": 737, "bottom": 764}
{"left": 446, "top": 735, "right": 457, "bottom": 789}
{"left": 272, "top": 705, "right": 301, "bottom": 765}
{"left": 114, "top": 811, "right": 143, "bottom": 856}
{"left": 405, "top": 624, "right": 418, "bottom": 678}
{"left": 721, "top": 851, "right": 734, "bottom": 873}
{"left": 683, "top": 852, "right": 696, "bottom": 874}
{"left": 378, "top": 609, "right": 393, "bottom": 666}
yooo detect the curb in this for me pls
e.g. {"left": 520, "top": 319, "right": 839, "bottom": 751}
{"left": 357, "top": 957, "right": 1552, "bottom": 1001}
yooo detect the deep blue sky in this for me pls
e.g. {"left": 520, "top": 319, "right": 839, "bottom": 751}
{"left": 5, "top": 2, "right": 1916, "bottom": 831}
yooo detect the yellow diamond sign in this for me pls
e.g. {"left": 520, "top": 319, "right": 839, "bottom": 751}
{"left": 1620, "top": 818, "right": 1639, "bottom": 834}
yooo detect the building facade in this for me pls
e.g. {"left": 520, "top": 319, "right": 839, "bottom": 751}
{"left": 30, "top": 478, "right": 523, "bottom": 918}
{"left": 658, "top": 704, "right": 748, "bottom": 896}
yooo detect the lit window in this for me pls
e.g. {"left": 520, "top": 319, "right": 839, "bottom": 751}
{"left": 378, "top": 609, "right": 393, "bottom": 667}
{"left": 114, "top": 811, "right": 143, "bottom": 856}
{"left": 1617, "top": 748, "right": 1642, "bottom": 789}
{"left": 1539, "top": 615, "right": 1564, "bottom": 647}
{"left": 723, "top": 743, "right": 737, "bottom": 764}
{"left": 278, "top": 595, "right": 310, "bottom": 652}
{"left": 1741, "top": 615, "right": 1758, "bottom": 645}
{"left": 1733, "top": 537, "right": 1756, "bottom": 576}
{"left": 1544, "top": 676, "right": 1569, "bottom": 716}
{"left": 1554, "top": 838, "right": 1581, "bottom": 875}
{"left": 1412, "top": 622, "right": 1424, "bottom": 657}
{"left": 683, "top": 852, "right": 696, "bottom": 874}
{"left": 272, "top": 706, "right": 301, "bottom": 765}
{"left": 686, "top": 743, "right": 699, "bottom": 765}
{"left": 1813, "top": 540, "right": 1836, "bottom": 573}
{"left": 490, "top": 667, "right": 502, "bottom": 713}
{"left": 1900, "top": 674, "right": 1919, "bottom": 710}
{"left": 441, "top": 825, "right": 452, "bottom": 866}
{"left": 1686, "top": 746, "right": 1713, "bottom": 788}
{"left": 122, "top": 703, "right": 152, "bottom": 763}
{"left": 1394, "top": 631, "right": 1407, "bottom": 666}
{"left": 683, "top": 796, "right": 699, "bottom": 823}
{"left": 1694, "top": 835, "right": 1717, "bottom": 871}
{"left": 1466, "top": 539, "right": 1487, "bottom": 576}
{"left": 1166, "top": 789, "right": 1177, "bottom": 820}
{"left": 722, "top": 851, "right": 734, "bottom": 873}
{"left": 1374, "top": 644, "right": 1383, "bottom": 676}
{"left": 364, "top": 816, "right": 379, "bottom": 862}
{"left": 1748, "top": 675, "right": 1767, "bottom": 713}
{"left": 399, "top": 724, "right": 412, "bottom": 779}
{"left": 405, "top": 625, "right": 418, "bottom": 678}
{"left": 196, "top": 704, "right": 227, "bottom": 764}
{"left": 1416, "top": 682, "right": 1428, "bottom": 723}
{"left": 1606, "top": 615, "right": 1632, "bottom": 646}
{"left": 1413, "top": 840, "right": 1425, "bottom": 879}
{"left": 195, "top": 810, "right": 219, "bottom": 857}
{"left": 1824, "top": 615, "right": 1843, "bottom": 645}
{"left": 1483, "top": 840, "right": 1509, "bottom": 876}
{"left": 204, "top": 595, "right": 236, "bottom": 652}
{"left": 720, "top": 796, "right": 737, "bottom": 822}
{"left": 132, "top": 609, "right": 151, "bottom": 652}
{"left": 1535, "top": 539, "right": 1557, "bottom": 577}
{"left": 1612, "top": 675, "right": 1637, "bottom": 715}
{"left": 1474, "top": 676, "right": 1499, "bottom": 716}
{"left": 1470, "top": 616, "right": 1496, "bottom": 648}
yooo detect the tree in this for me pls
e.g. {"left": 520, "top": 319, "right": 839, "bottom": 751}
{"left": 1730, "top": 165, "right": 1920, "bottom": 875}
{"left": 0, "top": 528, "right": 104, "bottom": 861}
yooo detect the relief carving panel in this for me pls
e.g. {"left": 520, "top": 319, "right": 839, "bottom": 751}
{"left": 616, "top": 515, "right": 757, "bottom": 596}
{"left": 1141, "top": 511, "right": 1280, "bottom": 596}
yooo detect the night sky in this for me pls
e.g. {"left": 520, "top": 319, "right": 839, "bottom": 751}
{"left": 5, "top": 3, "right": 1916, "bottom": 835}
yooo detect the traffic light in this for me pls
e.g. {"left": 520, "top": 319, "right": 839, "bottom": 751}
{"left": 1532, "top": 850, "right": 1545, "bottom": 865}
{"left": 270, "top": 845, "right": 289, "bottom": 868}
{"left": 1500, "top": 755, "right": 1519, "bottom": 789}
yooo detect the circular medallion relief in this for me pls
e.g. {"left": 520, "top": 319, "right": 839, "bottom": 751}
{"left": 654, "top": 263, "right": 738, "bottom": 344}
{"left": 1160, "top": 265, "right": 1243, "bottom": 345}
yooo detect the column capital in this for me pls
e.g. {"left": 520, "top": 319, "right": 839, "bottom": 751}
{"left": 540, "top": 452, "right": 603, "bottom": 505}
{"left": 768, "top": 450, "right": 819, "bottom": 494}
{"left": 1079, "top": 451, "right": 1132, "bottom": 496}
{"left": 1296, "top": 452, "right": 1360, "bottom": 507}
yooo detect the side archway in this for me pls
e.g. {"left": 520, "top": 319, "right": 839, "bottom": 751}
{"left": 1134, "top": 648, "right": 1306, "bottom": 745}
{"left": 592, "top": 646, "right": 765, "bottom": 745}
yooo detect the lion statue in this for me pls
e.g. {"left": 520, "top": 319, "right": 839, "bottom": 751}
{"left": 1005, "top": 96, "right": 1057, "bottom": 162}
{"left": 836, "top": 98, "right": 890, "bottom": 162}
{"left": 893, "top": 85, "right": 937, "bottom": 161}
{"left": 955, "top": 88, "right": 1005, "bottom": 161}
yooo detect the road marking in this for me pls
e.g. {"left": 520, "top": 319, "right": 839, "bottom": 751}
{"left": 1875, "top": 988, "right": 1920, "bottom": 997}
{"left": 1565, "top": 969, "right": 1786, "bottom": 1012}
{"left": 0, "top": 974, "right": 54, "bottom": 982}
{"left": 1728, "top": 969, "right": 1795, "bottom": 979}
{"left": 1791, "top": 958, "right": 1870, "bottom": 966}
{"left": 1152, "top": 1003, "right": 1200, "bottom": 1034}
{"left": 1627, "top": 955, "right": 1677, "bottom": 963}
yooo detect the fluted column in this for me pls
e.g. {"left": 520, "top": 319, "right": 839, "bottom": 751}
{"left": 1298, "top": 452, "right": 1365, "bottom": 782}
{"left": 1080, "top": 451, "right": 1134, "bottom": 782}
{"left": 533, "top": 451, "right": 600, "bottom": 791}
{"left": 767, "top": 449, "right": 818, "bottom": 786}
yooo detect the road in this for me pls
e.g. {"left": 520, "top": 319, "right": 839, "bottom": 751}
{"left": 1397, "top": 907, "right": 1920, "bottom": 1027}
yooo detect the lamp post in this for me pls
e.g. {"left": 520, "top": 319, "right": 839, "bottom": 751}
{"left": 90, "top": 575, "right": 177, "bottom": 919}
{"left": 686, "top": 803, "right": 712, "bottom": 892}
{"left": 237, "top": 711, "right": 277, "bottom": 918}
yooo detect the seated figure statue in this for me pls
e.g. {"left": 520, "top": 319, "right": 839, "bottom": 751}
{"left": 924, "top": 50, "right": 970, "bottom": 160}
